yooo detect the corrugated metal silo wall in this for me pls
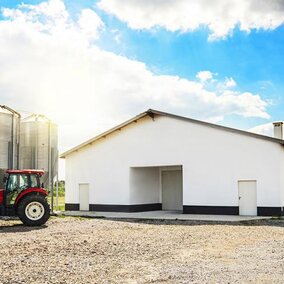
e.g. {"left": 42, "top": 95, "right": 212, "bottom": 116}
{"left": 0, "top": 112, "right": 20, "bottom": 188}
{"left": 20, "top": 120, "right": 58, "bottom": 189}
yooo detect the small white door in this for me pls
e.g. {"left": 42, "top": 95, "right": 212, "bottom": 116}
{"left": 162, "top": 170, "right": 183, "bottom": 211}
{"left": 238, "top": 181, "right": 257, "bottom": 216}
{"left": 79, "top": 183, "right": 89, "bottom": 211}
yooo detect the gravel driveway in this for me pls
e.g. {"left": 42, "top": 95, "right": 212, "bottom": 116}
{"left": 0, "top": 216, "right": 283, "bottom": 284}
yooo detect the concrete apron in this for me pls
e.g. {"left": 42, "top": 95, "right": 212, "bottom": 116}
{"left": 59, "top": 210, "right": 271, "bottom": 222}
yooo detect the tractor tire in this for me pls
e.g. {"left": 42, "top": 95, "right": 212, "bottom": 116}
{"left": 17, "top": 195, "right": 50, "bottom": 226}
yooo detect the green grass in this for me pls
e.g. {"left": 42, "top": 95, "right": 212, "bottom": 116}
{"left": 48, "top": 195, "right": 65, "bottom": 211}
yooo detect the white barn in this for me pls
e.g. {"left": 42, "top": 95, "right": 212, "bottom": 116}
{"left": 61, "top": 109, "right": 284, "bottom": 216}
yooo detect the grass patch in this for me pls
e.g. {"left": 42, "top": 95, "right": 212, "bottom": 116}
{"left": 48, "top": 195, "right": 65, "bottom": 211}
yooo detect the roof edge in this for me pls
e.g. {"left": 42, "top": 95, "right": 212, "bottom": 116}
{"left": 60, "top": 110, "right": 152, "bottom": 158}
{"left": 147, "top": 109, "right": 284, "bottom": 145}
{"left": 60, "top": 109, "right": 284, "bottom": 158}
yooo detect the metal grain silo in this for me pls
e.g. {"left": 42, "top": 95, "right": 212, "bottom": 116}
{"left": 0, "top": 105, "right": 20, "bottom": 169}
{"left": 19, "top": 114, "right": 58, "bottom": 189}
{"left": 0, "top": 106, "right": 20, "bottom": 188}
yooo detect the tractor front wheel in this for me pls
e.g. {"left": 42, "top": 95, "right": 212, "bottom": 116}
{"left": 17, "top": 195, "right": 50, "bottom": 226}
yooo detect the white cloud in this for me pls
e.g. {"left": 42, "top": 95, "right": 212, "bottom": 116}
{"left": 0, "top": 0, "right": 270, "bottom": 155}
{"left": 249, "top": 122, "right": 274, "bottom": 137}
{"left": 196, "top": 71, "right": 213, "bottom": 83}
{"left": 3, "top": 0, "right": 69, "bottom": 31}
{"left": 78, "top": 9, "right": 104, "bottom": 40}
{"left": 98, "top": 0, "right": 284, "bottom": 40}
{"left": 225, "top": 77, "right": 237, "bottom": 88}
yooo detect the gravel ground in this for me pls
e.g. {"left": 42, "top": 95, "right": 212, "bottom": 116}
{"left": 0, "top": 216, "right": 283, "bottom": 284}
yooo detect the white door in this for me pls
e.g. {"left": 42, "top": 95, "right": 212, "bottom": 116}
{"left": 162, "top": 170, "right": 183, "bottom": 211}
{"left": 238, "top": 181, "right": 257, "bottom": 216}
{"left": 79, "top": 183, "right": 89, "bottom": 211}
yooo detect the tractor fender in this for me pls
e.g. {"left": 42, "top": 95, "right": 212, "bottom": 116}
{"left": 15, "top": 188, "right": 48, "bottom": 207}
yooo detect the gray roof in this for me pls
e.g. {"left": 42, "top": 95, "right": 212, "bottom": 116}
{"left": 60, "top": 109, "right": 284, "bottom": 158}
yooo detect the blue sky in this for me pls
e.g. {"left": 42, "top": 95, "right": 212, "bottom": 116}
{"left": 0, "top": 0, "right": 284, "bottom": 150}
{"left": 92, "top": 1, "right": 284, "bottom": 129}
{"left": 97, "top": 22, "right": 284, "bottom": 127}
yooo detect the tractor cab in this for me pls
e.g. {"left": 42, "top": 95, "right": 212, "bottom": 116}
{"left": 0, "top": 170, "right": 50, "bottom": 226}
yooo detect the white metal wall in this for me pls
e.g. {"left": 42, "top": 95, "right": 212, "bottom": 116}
{"left": 129, "top": 167, "right": 160, "bottom": 204}
{"left": 65, "top": 115, "right": 284, "bottom": 208}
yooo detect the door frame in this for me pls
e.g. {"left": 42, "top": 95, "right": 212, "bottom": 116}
{"left": 160, "top": 168, "right": 183, "bottom": 211}
{"left": 238, "top": 180, "right": 257, "bottom": 216}
{"left": 79, "top": 183, "right": 89, "bottom": 211}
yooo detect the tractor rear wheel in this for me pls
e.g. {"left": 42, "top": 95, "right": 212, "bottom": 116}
{"left": 17, "top": 195, "right": 50, "bottom": 226}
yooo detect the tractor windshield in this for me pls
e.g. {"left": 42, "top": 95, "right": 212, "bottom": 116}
{"left": 7, "top": 174, "right": 29, "bottom": 191}
{"left": 6, "top": 173, "right": 40, "bottom": 205}
{"left": 30, "top": 174, "right": 40, "bottom": 188}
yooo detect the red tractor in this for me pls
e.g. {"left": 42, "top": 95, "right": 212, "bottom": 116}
{"left": 0, "top": 170, "right": 50, "bottom": 226}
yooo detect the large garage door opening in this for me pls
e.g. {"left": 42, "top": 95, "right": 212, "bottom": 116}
{"left": 130, "top": 165, "right": 183, "bottom": 212}
{"left": 161, "top": 169, "right": 183, "bottom": 211}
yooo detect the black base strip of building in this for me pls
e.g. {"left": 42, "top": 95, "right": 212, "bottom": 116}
{"left": 257, "top": 207, "right": 283, "bottom": 216}
{"left": 183, "top": 205, "right": 239, "bottom": 215}
{"left": 65, "top": 203, "right": 162, "bottom": 212}
{"left": 183, "top": 205, "right": 284, "bottom": 216}
{"left": 65, "top": 203, "right": 79, "bottom": 211}
{"left": 65, "top": 203, "right": 283, "bottom": 216}
{"left": 89, "top": 203, "right": 162, "bottom": 212}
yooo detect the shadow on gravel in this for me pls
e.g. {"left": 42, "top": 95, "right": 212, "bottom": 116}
{"left": 88, "top": 217, "right": 284, "bottom": 228}
{"left": 0, "top": 223, "right": 48, "bottom": 233}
